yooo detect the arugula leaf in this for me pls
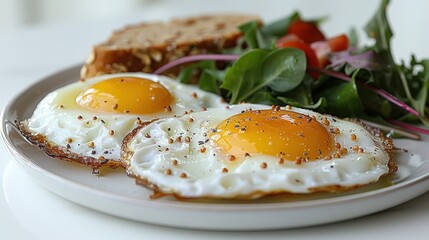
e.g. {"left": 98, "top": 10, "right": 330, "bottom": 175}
{"left": 363, "top": 0, "right": 401, "bottom": 88}
{"left": 397, "top": 58, "right": 429, "bottom": 125}
{"left": 395, "top": 59, "right": 429, "bottom": 125}
{"left": 417, "top": 60, "right": 429, "bottom": 113}
{"left": 348, "top": 27, "right": 359, "bottom": 48}
{"left": 363, "top": 0, "right": 408, "bottom": 97}
{"left": 364, "top": 0, "right": 393, "bottom": 53}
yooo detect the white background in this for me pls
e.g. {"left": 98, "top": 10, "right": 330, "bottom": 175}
{"left": 1, "top": 0, "right": 429, "bottom": 239}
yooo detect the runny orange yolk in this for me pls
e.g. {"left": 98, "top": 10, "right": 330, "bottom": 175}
{"left": 76, "top": 77, "right": 173, "bottom": 114}
{"left": 213, "top": 110, "right": 333, "bottom": 160}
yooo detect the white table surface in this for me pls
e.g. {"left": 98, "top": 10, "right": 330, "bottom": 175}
{"left": 1, "top": 1, "right": 429, "bottom": 239}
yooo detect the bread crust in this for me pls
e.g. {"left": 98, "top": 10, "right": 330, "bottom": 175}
{"left": 81, "top": 14, "right": 261, "bottom": 79}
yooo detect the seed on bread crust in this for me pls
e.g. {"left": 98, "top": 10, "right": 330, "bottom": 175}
{"left": 80, "top": 14, "right": 262, "bottom": 79}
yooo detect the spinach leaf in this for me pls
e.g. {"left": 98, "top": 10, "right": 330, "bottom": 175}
{"left": 177, "top": 66, "right": 194, "bottom": 84}
{"left": 357, "top": 83, "right": 392, "bottom": 118}
{"left": 276, "top": 81, "right": 312, "bottom": 105}
{"left": 221, "top": 49, "right": 270, "bottom": 103}
{"left": 222, "top": 37, "right": 246, "bottom": 55}
{"left": 262, "top": 48, "right": 306, "bottom": 92}
{"left": 199, "top": 69, "right": 225, "bottom": 95}
{"left": 260, "top": 11, "right": 300, "bottom": 37}
{"left": 248, "top": 90, "right": 281, "bottom": 105}
{"left": 221, "top": 48, "right": 306, "bottom": 104}
{"left": 239, "top": 21, "right": 260, "bottom": 49}
{"left": 275, "top": 74, "right": 325, "bottom": 109}
{"left": 317, "top": 74, "right": 365, "bottom": 117}
{"left": 278, "top": 96, "right": 327, "bottom": 110}
{"left": 177, "top": 61, "right": 216, "bottom": 83}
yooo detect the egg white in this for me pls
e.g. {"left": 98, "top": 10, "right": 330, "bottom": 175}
{"left": 21, "top": 73, "right": 226, "bottom": 165}
{"left": 124, "top": 104, "right": 392, "bottom": 198}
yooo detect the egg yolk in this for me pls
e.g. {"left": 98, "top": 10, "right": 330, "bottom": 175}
{"left": 213, "top": 110, "right": 333, "bottom": 160}
{"left": 76, "top": 77, "right": 173, "bottom": 114}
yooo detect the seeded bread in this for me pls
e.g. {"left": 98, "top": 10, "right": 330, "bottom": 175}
{"left": 81, "top": 14, "right": 261, "bottom": 79}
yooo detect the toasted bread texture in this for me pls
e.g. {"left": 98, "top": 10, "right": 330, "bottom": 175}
{"left": 81, "top": 14, "right": 261, "bottom": 79}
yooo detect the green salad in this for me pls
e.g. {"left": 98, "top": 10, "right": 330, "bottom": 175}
{"left": 154, "top": 0, "right": 429, "bottom": 139}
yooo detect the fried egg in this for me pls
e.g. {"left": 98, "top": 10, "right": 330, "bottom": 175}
{"left": 20, "top": 73, "right": 226, "bottom": 168}
{"left": 123, "top": 104, "right": 396, "bottom": 199}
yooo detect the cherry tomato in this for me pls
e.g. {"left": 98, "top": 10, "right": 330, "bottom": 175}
{"left": 276, "top": 33, "right": 300, "bottom": 44}
{"left": 327, "top": 34, "right": 349, "bottom": 52}
{"left": 311, "top": 34, "right": 349, "bottom": 67}
{"left": 277, "top": 40, "right": 320, "bottom": 79}
{"left": 287, "top": 20, "right": 326, "bottom": 44}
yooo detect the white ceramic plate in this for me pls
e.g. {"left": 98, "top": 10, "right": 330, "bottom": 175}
{"left": 2, "top": 66, "right": 429, "bottom": 231}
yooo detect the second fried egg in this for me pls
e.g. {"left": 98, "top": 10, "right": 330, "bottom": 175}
{"left": 123, "top": 104, "right": 396, "bottom": 199}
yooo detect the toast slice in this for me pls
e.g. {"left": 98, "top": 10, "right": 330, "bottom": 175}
{"left": 81, "top": 14, "right": 261, "bottom": 79}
